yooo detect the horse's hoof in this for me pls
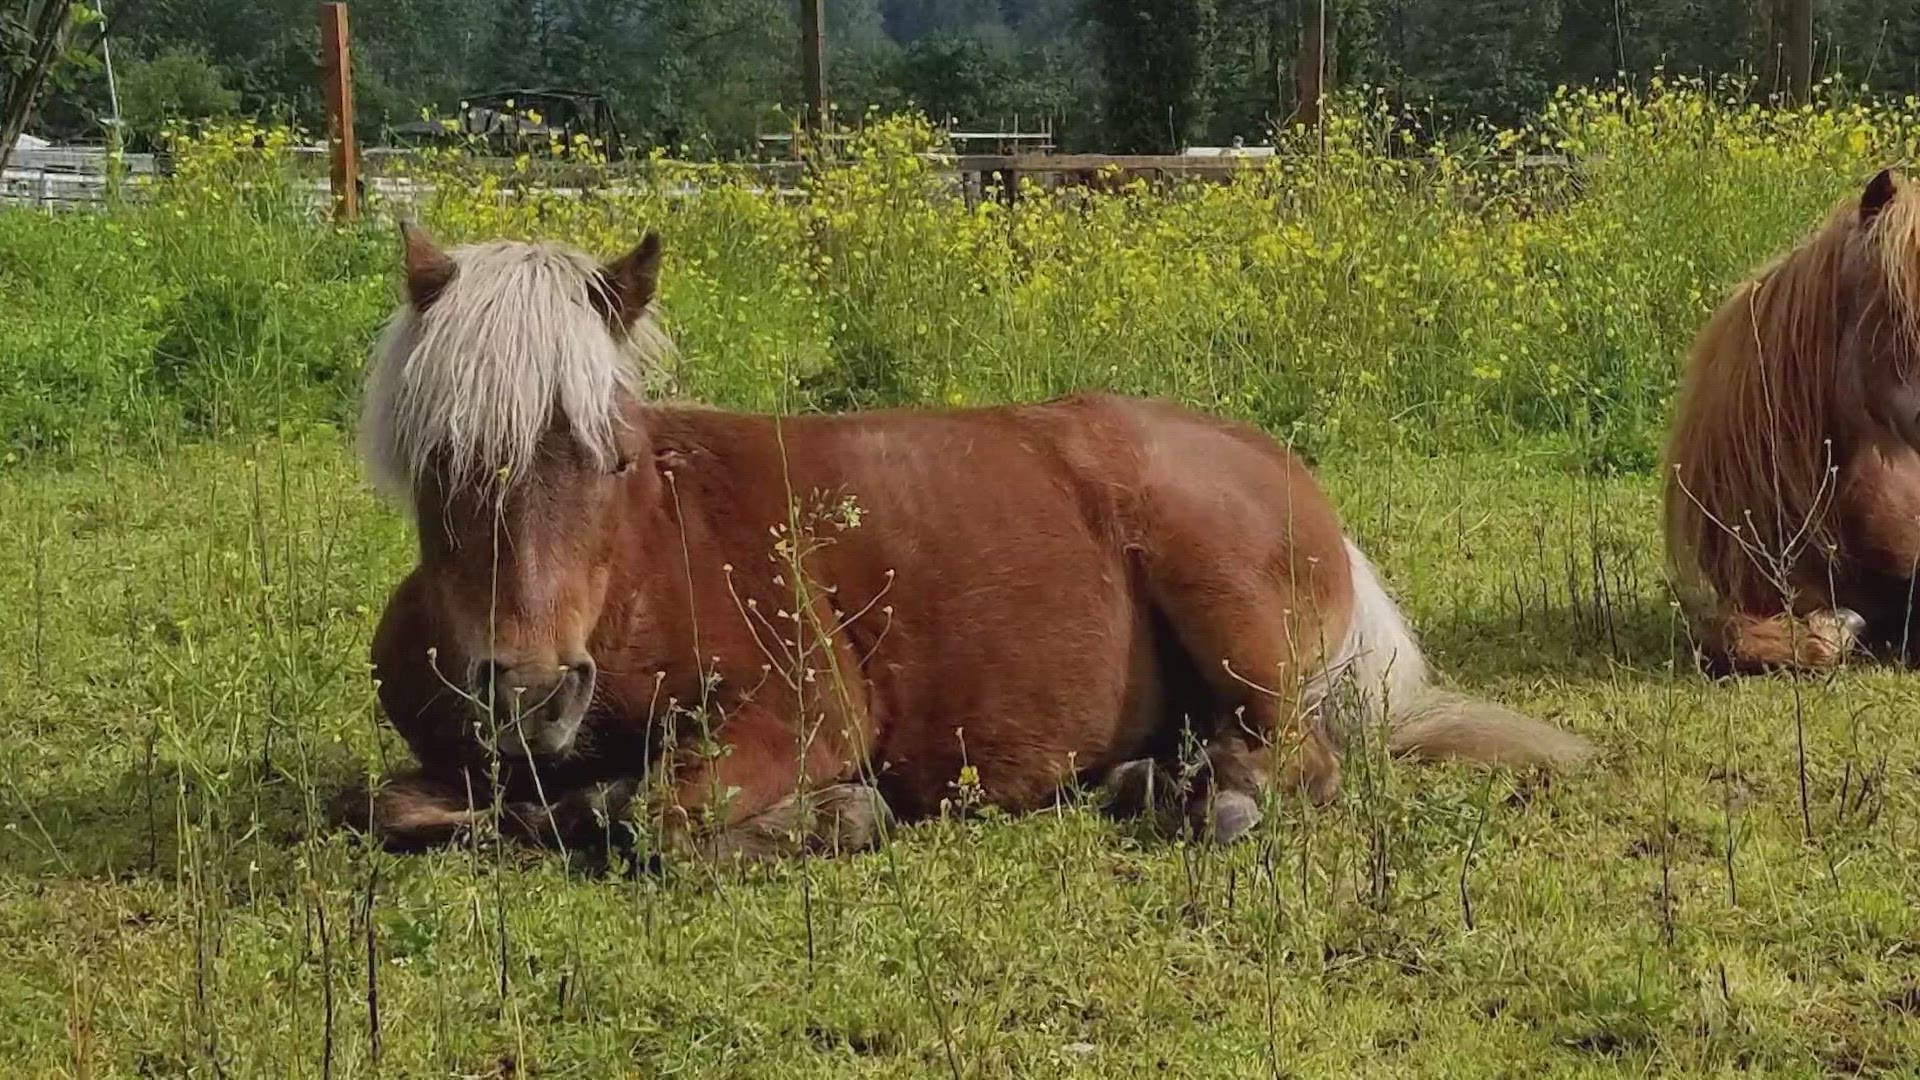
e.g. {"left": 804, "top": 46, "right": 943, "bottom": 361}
{"left": 337, "top": 774, "right": 487, "bottom": 851}
{"left": 1276, "top": 748, "right": 1342, "bottom": 808}
{"left": 1195, "top": 789, "right": 1263, "bottom": 844}
{"left": 1304, "top": 764, "right": 1342, "bottom": 807}
{"left": 809, "top": 783, "right": 894, "bottom": 854}
{"left": 1102, "top": 758, "right": 1163, "bottom": 817}
{"left": 580, "top": 778, "right": 640, "bottom": 820}
{"left": 1799, "top": 607, "right": 1866, "bottom": 667}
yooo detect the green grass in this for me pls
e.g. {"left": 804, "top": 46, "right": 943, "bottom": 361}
{"left": 8, "top": 84, "right": 1920, "bottom": 1076}
{"left": 6, "top": 435, "right": 1920, "bottom": 1077}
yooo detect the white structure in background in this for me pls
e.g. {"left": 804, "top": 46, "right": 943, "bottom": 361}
{"left": 1182, "top": 137, "right": 1277, "bottom": 159}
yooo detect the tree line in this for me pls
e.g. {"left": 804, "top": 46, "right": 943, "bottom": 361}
{"left": 7, "top": 0, "right": 1920, "bottom": 154}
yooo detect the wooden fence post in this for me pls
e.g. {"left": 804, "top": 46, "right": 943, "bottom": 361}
{"left": 1294, "top": 0, "right": 1328, "bottom": 138}
{"left": 799, "top": 0, "right": 828, "bottom": 139}
{"left": 319, "top": 2, "right": 358, "bottom": 221}
{"left": 1785, "top": 0, "right": 1814, "bottom": 104}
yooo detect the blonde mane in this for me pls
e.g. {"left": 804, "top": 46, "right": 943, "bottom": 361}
{"left": 1665, "top": 177, "right": 1920, "bottom": 619}
{"left": 358, "top": 238, "right": 674, "bottom": 501}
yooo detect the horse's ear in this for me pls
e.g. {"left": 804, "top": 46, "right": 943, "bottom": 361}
{"left": 1861, "top": 168, "right": 1900, "bottom": 222}
{"left": 596, "top": 231, "right": 662, "bottom": 327}
{"left": 401, "top": 221, "right": 456, "bottom": 310}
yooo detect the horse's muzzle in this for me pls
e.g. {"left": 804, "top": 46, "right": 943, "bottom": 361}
{"left": 468, "top": 656, "right": 596, "bottom": 758}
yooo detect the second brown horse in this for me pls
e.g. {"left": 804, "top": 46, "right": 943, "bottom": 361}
{"left": 1666, "top": 168, "right": 1920, "bottom": 672}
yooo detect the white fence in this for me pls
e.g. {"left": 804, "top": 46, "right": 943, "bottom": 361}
{"left": 1, "top": 147, "right": 158, "bottom": 209}
{"left": 1, "top": 144, "right": 784, "bottom": 213}
{"left": 2, "top": 142, "right": 1579, "bottom": 213}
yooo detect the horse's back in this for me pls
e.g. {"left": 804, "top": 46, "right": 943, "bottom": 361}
{"left": 1077, "top": 395, "right": 1351, "bottom": 600}
{"left": 639, "top": 395, "right": 1351, "bottom": 815}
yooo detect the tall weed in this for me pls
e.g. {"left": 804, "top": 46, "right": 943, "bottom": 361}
{"left": 2, "top": 81, "right": 1916, "bottom": 468}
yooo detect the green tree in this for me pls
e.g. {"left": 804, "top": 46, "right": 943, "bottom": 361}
{"left": 350, "top": 0, "right": 489, "bottom": 129}
{"left": 1089, "top": 0, "right": 1206, "bottom": 151}
{"left": 118, "top": 46, "right": 239, "bottom": 135}
{"left": 880, "top": 0, "right": 1004, "bottom": 41}
{"left": 629, "top": 0, "right": 795, "bottom": 150}
{"left": 16, "top": 0, "right": 1916, "bottom": 158}
{"left": 2, "top": 0, "right": 101, "bottom": 169}
{"left": 897, "top": 29, "right": 1018, "bottom": 124}
{"left": 1391, "top": 0, "right": 1561, "bottom": 123}
{"left": 824, "top": 0, "right": 907, "bottom": 116}
{"left": 1822, "top": 0, "right": 1920, "bottom": 92}
{"left": 114, "top": 0, "right": 317, "bottom": 120}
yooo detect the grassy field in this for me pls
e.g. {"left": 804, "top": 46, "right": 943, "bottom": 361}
{"left": 7, "top": 439, "right": 1920, "bottom": 1076}
{"left": 6, "top": 84, "right": 1920, "bottom": 1076}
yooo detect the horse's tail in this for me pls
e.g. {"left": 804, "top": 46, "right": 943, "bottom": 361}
{"left": 1309, "top": 539, "right": 1595, "bottom": 770}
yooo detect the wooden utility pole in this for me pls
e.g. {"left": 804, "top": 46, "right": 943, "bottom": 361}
{"left": 1294, "top": 0, "right": 1329, "bottom": 134}
{"left": 1268, "top": 0, "right": 1289, "bottom": 126}
{"left": 1784, "top": 0, "right": 1814, "bottom": 104}
{"left": 799, "top": 0, "right": 827, "bottom": 139}
{"left": 319, "top": 2, "right": 358, "bottom": 221}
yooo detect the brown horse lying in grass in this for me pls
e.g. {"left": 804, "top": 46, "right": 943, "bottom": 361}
{"left": 1666, "top": 168, "right": 1920, "bottom": 673}
{"left": 337, "top": 224, "right": 1592, "bottom": 861}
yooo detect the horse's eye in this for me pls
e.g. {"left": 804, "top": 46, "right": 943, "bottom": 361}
{"left": 612, "top": 455, "right": 633, "bottom": 475}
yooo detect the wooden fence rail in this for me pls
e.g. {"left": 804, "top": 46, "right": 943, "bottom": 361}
{"left": 1, "top": 144, "right": 1579, "bottom": 213}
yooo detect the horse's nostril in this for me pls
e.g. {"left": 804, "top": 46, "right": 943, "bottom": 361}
{"left": 470, "top": 659, "right": 513, "bottom": 703}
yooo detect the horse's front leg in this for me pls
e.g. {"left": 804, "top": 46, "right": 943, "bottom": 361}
{"left": 687, "top": 783, "right": 894, "bottom": 862}
{"left": 652, "top": 705, "right": 890, "bottom": 863}
{"left": 1715, "top": 608, "right": 1866, "bottom": 673}
{"left": 498, "top": 777, "right": 644, "bottom": 848}
{"left": 330, "top": 767, "right": 493, "bottom": 850}
{"left": 336, "top": 759, "right": 642, "bottom": 852}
